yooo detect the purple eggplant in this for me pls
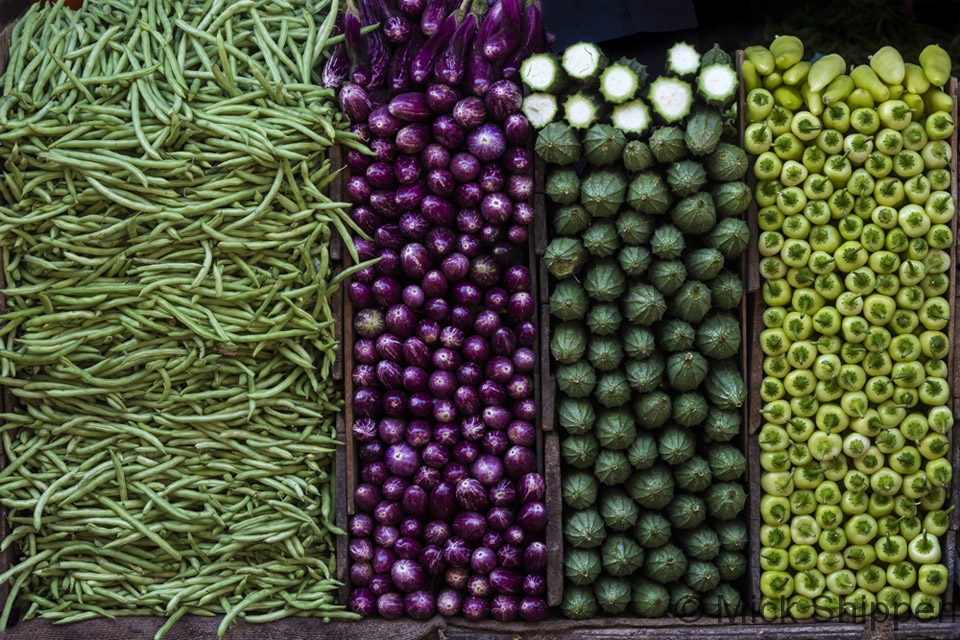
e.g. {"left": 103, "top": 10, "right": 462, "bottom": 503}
{"left": 504, "top": 113, "right": 531, "bottom": 145}
{"left": 388, "top": 29, "right": 423, "bottom": 94}
{"left": 395, "top": 123, "right": 432, "bottom": 154}
{"left": 339, "top": 83, "right": 373, "bottom": 123}
{"left": 422, "top": 143, "right": 451, "bottom": 170}
{"left": 465, "top": 45, "right": 497, "bottom": 97}
{"left": 423, "top": 520, "right": 451, "bottom": 545}
{"left": 350, "top": 588, "right": 376, "bottom": 616}
{"left": 342, "top": 12, "right": 372, "bottom": 87}
{"left": 369, "top": 107, "right": 403, "bottom": 137}
{"left": 432, "top": 115, "right": 466, "bottom": 149}
{"left": 502, "top": 0, "right": 545, "bottom": 79}
{"left": 491, "top": 594, "right": 520, "bottom": 622}
{"left": 426, "top": 168, "right": 456, "bottom": 197}
{"left": 426, "top": 83, "right": 462, "bottom": 113}
{"left": 520, "top": 597, "right": 548, "bottom": 621}
{"left": 481, "top": 0, "right": 522, "bottom": 62}
{"left": 322, "top": 41, "right": 349, "bottom": 89}
{"left": 358, "top": 0, "right": 389, "bottom": 88}
{"left": 420, "top": 0, "right": 448, "bottom": 36}
{"left": 399, "top": 0, "right": 427, "bottom": 16}
{"left": 388, "top": 92, "right": 433, "bottom": 122}
{"left": 420, "top": 195, "right": 456, "bottom": 226}
{"left": 403, "top": 590, "right": 435, "bottom": 620}
{"left": 452, "top": 96, "right": 487, "bottom": 128}
{"left": 420, "top": 544, "right": 446, "bottom": 575}
{"left": 399, "top": 212, "right": 429, "bottom": 239}
{"left": 462, "top": 595, "right": 489, "bottom": 620}
{"left": 411, "top": 11, "right": 458, "bottom": 85}
{"left": 524, "top": 541, "right": 548, "bottom": 573}
{"left": 435, "top": 13, "right": 477, "bottom": 86}
{"left": 395, "top": 182, "right": 428, "bottom": 210}
{"left": 484, "top": 79, "right": 523, "bottom": 122}
{"left": 436, "top": 589, "right": 462, "bottom": 617}
{"left": 381, "top": 0, "right": 413, "bottom": 44}
{"left": 467, "top": 123, "right": 507, "bottom": 161}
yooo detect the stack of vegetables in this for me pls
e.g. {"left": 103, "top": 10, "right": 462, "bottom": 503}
{"left": 328, "top": 0, "right": 552, "bottom": 623}
{"left": 0, "top": 0, "right": 359, "bottom": 634}
{"left": 525, "top": 42, "right": 750, "bottom": 618}
{"left": 747, "top": 35, "right": 957, "bottom": 620}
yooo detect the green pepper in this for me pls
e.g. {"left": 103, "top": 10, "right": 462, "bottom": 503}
{"left": 818, "top": 527, "right": 846, "bottom": 553}
{"left": 815, "top": 504, "right": 844, "bottom": 532}
{"left": 789, "top": 544, "right": 818, "bottom": 571}
{"left": 907, "top": 530, "right": 941, "bottom": 564}
{"left": 843, "top": 544, "right": 877, "bottom": 571}
{"left": 844, "top": 588, "right": 878, "bottom": 616}
{"left": 875, "top": 532, "right": 908, "bottom": 563}
{"left": 911, "top": 591, "right": 942, "bottom": 620}
{"left": 761, "top": 495, "right": 792, "bottom": 525}
{"left": 761, "top": 547, "right": 790, "bottom": 572}
{"left": 877, "top": 585, "right": 911, "bottom": 616}
{"left": 917, "top": 563, "right": 948, "bottom": 596}
{"left": 925, "top": 458, "right": 953, "bottom": 488}
{"left": 794, "top": 569, "right": 826, "bottom": 599}
{"left": 825, "top": 568, "right": 856, "bottom": 595}
{"left": 921, "top": 506, "right": 954, "bottom": 537}
{"left": 844, "top": 513, "right": 878, "bottom": 545}
{"left": 885, "top": 561, "right": 916, "bottom": 590}
{"left": 760, "top": 570, "right": 795, "bottom": 599}
{"left": 790, "top": 514, "right": 821, "bottom": 546}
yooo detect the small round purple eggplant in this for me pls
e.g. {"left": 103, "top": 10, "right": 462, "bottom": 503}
{"left": 395, "top": 123, "right": 431, "bottom": 154}
{"left": 485, "top": 288, "right": 510, "bottom": 313}
{"left": 460, "top": 414, "right": 485, "bottom": 442}
{"left": 422, "top": 441, "right": 450, "bottom": 469}
{"left": 436, "top": 588, "right": 462, "bottom": 617}
{"left": 346, "top": 175, "right": 371, "bottom": 204}
{"left": 455, "top": 182, "right": 483, "bottom": 208}
{"left": 504, "top": 113, "right": 531, "bottom": 146}
{"left": 351, "top": 205, "right": 381, "bottom": 235}
{"left": 394, "top": 182, "right": 428, "bottom": 210}
{"left": 452, "top": 96, "right": 487, "bottom": 129}
{"left": 425, "top": 226, "right": 457, "bottom": 256}
{"left": 401, "top": 285, "right": 426, "bottom": 309}
{"left": 354, "top": 483, "right": 382, "bottom": 512}
{"left": 479, "top": 163, "right": 506, "bottom": 193}
{"left": 370, "top": 137, "right": 399, "bottom": 163}
{"left": 421, "top": 269, "right": 449, "bottom": 297}
{"left": 423, "top": 520, "right": 451, "bottom": 545}
{"left": 497, "top": 543, "right": 522, "bottom": 568}
{"left": 421, "top": 143, "right": 451, "bottom": 170}
{"left": 467, "top": 123, "right": 507, "bottom": 161}
{"left": 426, "top": 168, "right": 456, "bottom": 197}
{"left": 483, "top": 430, "right": 510, "bottom": 457}
{"left": 484, "top": 80, "right": 523, "bottom": 122}
{"left": 349, "top": 587, "right": 376, "bottom": 617}
{"left": 388, "top": 92, "right": 432, "bottom": 122}
{"left": 441, "top": 252, "right": 471, "bottom": 282}
{"left": 450, "top": 152, "right": 481, "bottom": 182}
{"left": 369, "top": 105, "right": 403, "bottom": 137}
{"left": 433, "top": 115, "right": 466, "bottom": 149}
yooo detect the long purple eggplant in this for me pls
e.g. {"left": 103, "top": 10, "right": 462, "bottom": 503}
{"left": 473, "top": 1, "right": 501, "bottom": 48}
{"left": 343, "top": 12, "right": 372, "bottom": 87}
{"left": 434, "top": 13, "right": 477, "bottom": 87}
{"left": 359, "top": 0, "right": 390, "bottom": 89}
{"left": 420, "top": 0, "right": 449, "bottom": 36}
{"left": 322, "top": 42, "right": 349, "bottom": 89}
{"left": 481, "top": 0, "right": 521, "bottom": 62}
{"left": 382, "top": 0, "right": 413, "bottom": 44}
{"left": 410, "top": 12, "right": 458, "bottom": 85}
{"left": 389, "top": 29, "right": 424, "bottom": 94}
{"left": 465, "top": 44, "right": 497, "bottom": 97}
{"left": 501, "top": 0, "right": 543, "bottom": 80}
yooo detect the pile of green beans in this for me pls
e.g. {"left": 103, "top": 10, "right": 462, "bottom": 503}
{"left": 0, "top": 0, "right": 368, "bottom": 634}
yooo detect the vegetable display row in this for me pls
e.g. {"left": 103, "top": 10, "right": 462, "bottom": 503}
{"left": 0, "top": 0, "right": 360, "bottom": 635}
{"left": 523, "top": 40, "right": 752, "bottom": 619}
{"left": 330, "top": 0, "right": 553, "bottom": 623}
{"left": 745, "top": 35, "right": 958, "bottom": 621}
